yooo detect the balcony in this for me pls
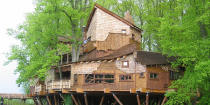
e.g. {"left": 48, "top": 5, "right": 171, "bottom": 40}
{"left": 34, "top": 84, "right": 46, "bottom": 95}
{"left": 46, "top": 80, "right": 71, "bottom": 91}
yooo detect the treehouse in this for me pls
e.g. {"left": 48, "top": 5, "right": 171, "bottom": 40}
{"left": 31, "top": 3, "right": 182, "bottom": 105}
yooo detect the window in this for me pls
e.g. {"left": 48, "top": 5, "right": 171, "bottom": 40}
{"left": 139, "top": 72, "right": 144, "bottom": 78}
{"left": 122, "top": 61, "right": 129, "bottom": 68}
{"left": 121, "top": 29, "right": 126, "bottom": 34}
{"left": 85, "top": 74, "right": 114, "bottom": 84}
{"left": 170, "top": 71, "right": 179, "bottom": 80}
{"left": 149, "top": 73, "right": 158, "bottom": 79}
{"left": 132, "top": 34, "right": 135, "bottom": 40}
{"left": 83, "top": 36, "right": 91, "bottom": 44}
{"left": 119, "top": 75, "right": 132, "bottom": 81}
{"left": 74, "top": 74, "right": 78, "bottom": 83}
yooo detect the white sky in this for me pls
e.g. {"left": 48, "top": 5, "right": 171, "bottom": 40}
{"left": 0, "top": 0, "right": 34, "bottom": 93}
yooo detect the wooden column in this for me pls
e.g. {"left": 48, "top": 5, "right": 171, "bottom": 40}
{"left": 161, "top": 96, "right": 167, "bottom": 105}
{"left": 112, "top": 93, "right": 123, "bottom": 105}
{"left": 84, "top": 93, "right": 88, "bottom": 105}
{"left": 99, "top": 96, "right": 104, "bottom": 105}
{"left": 37, "top": 97, "right": 43, "bottom": 105}
{"left": 136, "top": 93, "right": 141, "bottom": 105}
{"left": 71, "top": 94, "right": 79, "bottom": 105}
{"left": 54, "top": 94, "right": 58, "bottom": 105}
{"left": 46, "top": 96, "right": 52, "bottom": 105}
{"left": 146, "top": 92, "right": 149, "bottom": 105}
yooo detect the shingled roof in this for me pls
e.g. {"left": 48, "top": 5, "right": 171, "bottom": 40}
{"left": 85, "top": 3, "right": 142, "bottom": 32}
{"left": 135, "top": 51, "right": 175, "bottom": 65}
{"left": 79, "top": 43, "right": 137, "bottom": 62}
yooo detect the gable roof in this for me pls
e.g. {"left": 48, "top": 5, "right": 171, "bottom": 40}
{"left": 85, "top": 3, "right": 142, "bottom": 32}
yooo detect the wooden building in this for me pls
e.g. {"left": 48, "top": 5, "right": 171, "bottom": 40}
{"left": 30, "top": 3, "right": 181, "bottom": 105}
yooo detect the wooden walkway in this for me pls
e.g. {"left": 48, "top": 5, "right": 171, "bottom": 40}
{"left": 0, "top": 93, "right": 31, "bottom": 99}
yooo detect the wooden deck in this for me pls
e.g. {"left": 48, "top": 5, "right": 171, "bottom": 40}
{"left": 0, "top": 93, "right": 31, "bottom": 99}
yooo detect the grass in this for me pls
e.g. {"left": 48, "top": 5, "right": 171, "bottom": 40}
{"left": 3, "top": 99, "right": 34, "bottom": 105}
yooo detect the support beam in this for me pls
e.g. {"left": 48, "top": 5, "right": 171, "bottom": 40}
{"left": 136, "top": 93, "right": 141, "bottom": 105}
{"left": 161, "top": 96, "right": 167, "bottom": 105}
{"left": 84, "top": 93, "right": 88, "bottom": 105}
{"left": 71, "top": 94, "right": 79, "bottom": 105}
{"left": 37, "top": 97, "right": 43, "bottom": 105}
{"left": 33, "top": 98, "right": 39, "bottom": 105}
{"left": 59, "top": 93, "right": 65, "bottom": 101}
{"left": 112, "top": 93, "right": 123, "bottom": 105}
{"left": 46, "top": 96, "right": 52, "bottom": 105}
{"left": 54, "top": 94, "right": 58, "bottom": 105}
{"left": 146, "top": 92, "right": 149, "bottom": 105}
{"left": 99, "top": 96, "right": 104, "bottom": 105}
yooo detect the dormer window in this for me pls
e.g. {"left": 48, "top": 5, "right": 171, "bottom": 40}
{"left": 122, "top": 61, "right": 129, "bottom": 68}
{"left": 121, "top": 29, "right": 126, "bottom": 34}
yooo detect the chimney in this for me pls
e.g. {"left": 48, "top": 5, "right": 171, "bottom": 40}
{"left": 124, "top": 11, "right": 134, "bottom": 24}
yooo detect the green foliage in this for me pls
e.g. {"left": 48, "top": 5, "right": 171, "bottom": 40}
{"left": 63, "top": 94, "right": 73, "bottom": 105}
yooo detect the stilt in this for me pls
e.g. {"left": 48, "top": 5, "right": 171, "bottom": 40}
{"left": 136, "top": 93, "right": 141, "bottom": 105}
{"left": 59, "top": 93, "right": 65, "bottom": 101}
{"left": 99, "top": 96, "right": 104, "bottom": 105}
{"left": 54, "top": 94, "right": 58, "bottom": 105}
{"left": 71, "top": 94, "right": 79, "bottom": 105}
{"left": 113, "top": 101, "right": 117, "bottom": 105}
{"left": 33, "top": 97, "right": 39, "bottom": 105}
{"left": 161, "top": 96, "right": 167, "bottom": 105}
{"left": 37, "top": 97, "right": 43, "bottom": 105}
{"left": 112, "top": 93, "right": 123, "bottom": 105}
{"left": 46, "top": 95, "right": 52, "bottom": 105}
{"left": 146, "top": 92, "right": 149, "bottom": 105}
{"left": 84, "top": 93, "right": 88, "bottom": 105}
{"left": 158, "top": 97, "right": 161, "bottom": 105}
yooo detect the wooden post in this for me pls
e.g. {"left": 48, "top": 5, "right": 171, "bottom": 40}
{"left": 112, "top": 93, "right": 123, "bottom": 105}
{"left": 46, "top": 96, "right": 52, "bottom": 105}
{"left": 54, "top": 94, "right": 58, "bottom": 105}
{"left": 84, "top": 93, "right": 88, "bottom": 105}
{"left": 161, "top": 96, "right": 167, "bottom": 105}
{"left": 71, "top": 94, "right": 79, "bottom": 105}
{"left": 99, "top": 96, "right": 104, "bottom": 105}
{"left": 146, "top": 92, "right": 149, "bottom": 105}
{"left": 158, "top": 98, "right": 161, "bottom": 105}
{"left": 136, "top": 93, "right": 141, "bottom": 105}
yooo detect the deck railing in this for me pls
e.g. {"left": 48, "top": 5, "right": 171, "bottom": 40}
{"left": 46, "top": 80, "right": 71, "bottom": 90}
{"left": 35, "top": 84, "right": 45, "bottom": 93}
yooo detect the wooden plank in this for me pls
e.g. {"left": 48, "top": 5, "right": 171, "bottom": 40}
{"left": 54, "top": 95, "right": 58, "bottom": 105}
{"left": 99, "top": 96, "right": 104, "bottom": 105}
{"left": 136, "top": 94, "right": 141, "bottom": 105}
{"left": 49, "top": 89, "right": 56, "bottom": 94}
{"left": 62, "top": 89, "right": 70, "bottom": 93}
{"left": 104, "top": 88, "right": 111, "bottom": 93}
{"left": 71, "top": 94, "right": 79, "bottom": 105}
{"left": 76, "top": 88, "right": 84, "bottom": 93}
{"left": 130, "top": 88, "right": 136, "bottom": 93}
{"left": 161, "top": 96, "right": 167, "bottom": 105}
{"left": 146, "top": 92, "right": 149, "bottom": 105}
{"left": 112, "top": 93, "right": 123, "bottom": 105}
{"left": 84, "top": 93, "right": 88, "bottom": 105}
{"left": 46, "top": 96, "right": 52, "bottom": 105}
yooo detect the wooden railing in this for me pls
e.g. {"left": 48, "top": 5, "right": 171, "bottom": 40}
{"left": 35, "top": 84, "right": 45, "bottom": 93}
{"left": 46, "top": 80, "right": 71, "bottom": 90}
{"left": 73, "top": 82, "right": 135, "bottom": 91}
{"left": 0, "top": 94, "right": 31, "bottom": 99}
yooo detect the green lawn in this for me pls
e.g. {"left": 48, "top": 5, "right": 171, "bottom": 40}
{"left": 3, "top": 99, "right": 34, "bottom": 105}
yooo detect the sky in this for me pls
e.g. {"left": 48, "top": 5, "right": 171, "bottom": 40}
{"left": 0, "top": 0, "right": 34, "bottom": 93}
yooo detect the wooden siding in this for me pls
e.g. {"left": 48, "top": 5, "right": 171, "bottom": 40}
{"left": 146, "top": 66, "right": 170, "bottom": 90}
{"left": 115, "top": 55, "right": 146, "bottom": 73}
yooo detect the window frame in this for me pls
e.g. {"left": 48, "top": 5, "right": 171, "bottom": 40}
{"left": 119, "top": 75, "right": 133, "bottom": 82}
{"left": 84, "top": 73, "right": 115, "bottom": 84}
{"left": 122, "top": 61, "right": 129, "bottom": 68}
{"left": 149, "top": 73, "right": 158, "bottom": 79}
